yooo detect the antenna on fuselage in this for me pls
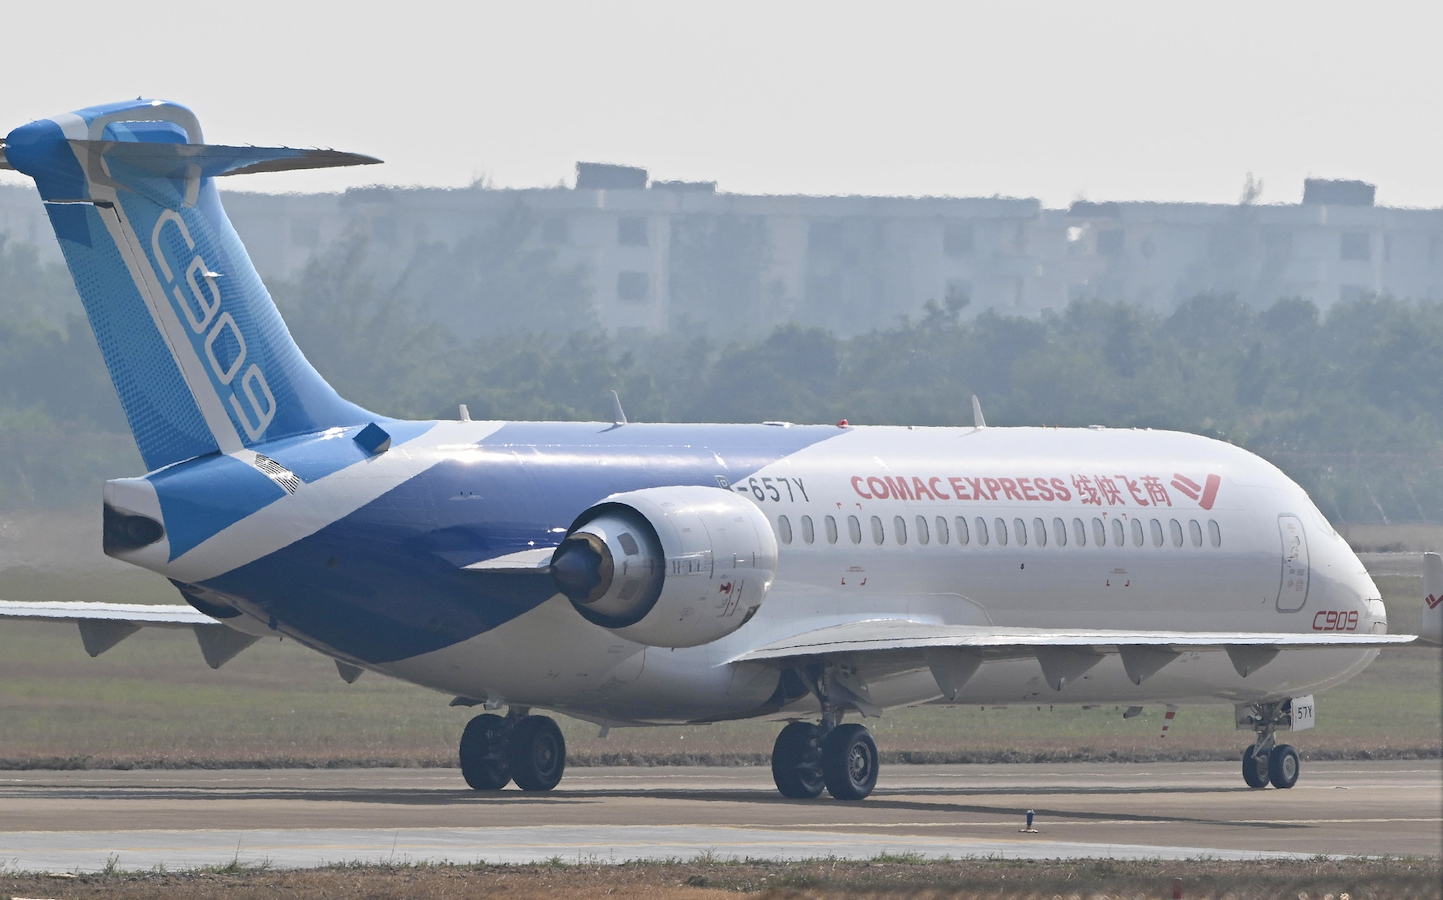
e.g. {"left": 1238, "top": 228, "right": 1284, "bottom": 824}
{"left": 611, "top": 391, "right": 628, "bottom": 426}
{"left": 971, "top": 395, "right": 987, "bottom": 429}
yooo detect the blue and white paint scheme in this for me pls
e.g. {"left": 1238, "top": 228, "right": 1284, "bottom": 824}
{"left": 1, "top": 100, "right": 1435, "bottom": 799}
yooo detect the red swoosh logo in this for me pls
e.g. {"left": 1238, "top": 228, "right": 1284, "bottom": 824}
{"left": 1426, "top": 593, "right": 1443, "bottom": 611}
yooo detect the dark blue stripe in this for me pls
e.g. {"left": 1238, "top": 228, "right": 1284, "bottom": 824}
{"left": 198, "top": 421, "right": 841, "bottom": 663}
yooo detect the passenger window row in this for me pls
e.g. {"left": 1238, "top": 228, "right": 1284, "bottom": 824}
{"left": 776, "top": 513, "right": 1222, "bottom": 550}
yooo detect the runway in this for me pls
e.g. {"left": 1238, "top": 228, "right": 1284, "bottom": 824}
{"left": 1, "top": 761, "right": 1438, "bottom": 871}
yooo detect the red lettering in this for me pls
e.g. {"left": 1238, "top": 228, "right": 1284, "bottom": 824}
{"left": 928, "top": 477, "right": 950, "bottom": 500}
{"left": 998, "top": 478, "right": 1023, "bottom": 501}
{"left": 968, "top": 477, "right": 989, "bottom": 500}
{"left": 1313, "top": 611, "right": 1326, "bottom": 630}
{"left": 1018, "top": 478, "right": 1040, "bottom": 501}
{"left": 912, "top": 476, "right": 938, "bottom": 500}
{"left": 1034, "top": 476, "right": 1055, "bottom": 502}
{"left": 949, "top": 477, "right": 970, "bottom": 500}
{"left": 1348, "top": 611, "right": 1358, "bottom": 630}
{"left": 1051, "top": 477, "right": 1072, "bottom": 502}
{"left": 983, "top": 477, "right": 1002, "bottom": 500}
{"left": 866, "top": 476, "right": 890, "bottom": 499}
{"left": 886, "top": 476, "right": 915, "bottom": 501}
{"left": 851, "top": 476, "right": 872, "bottom": 499}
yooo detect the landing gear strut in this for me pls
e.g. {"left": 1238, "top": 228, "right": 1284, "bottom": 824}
{"left": 1239, "top": 700, "right": 1300, "bottom": 790}
{"left": 770, "top": 665, "right": 880, "bottom": 801}
{"left": 459, "top": 708, "right": 567, "bottom": 792}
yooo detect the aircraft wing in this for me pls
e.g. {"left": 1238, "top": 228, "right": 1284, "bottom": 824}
{"left": 0, "top": 599, "right": 261, "bottom": 668}
{"left": 728, "top": 618, "right": 1417, "bottom": 695}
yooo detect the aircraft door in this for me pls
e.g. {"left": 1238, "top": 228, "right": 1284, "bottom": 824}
{"left": 1276, "top": 515, "right": 1310, "bottom": 612}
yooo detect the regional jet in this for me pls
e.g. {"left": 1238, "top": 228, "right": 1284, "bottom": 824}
{"left": 1, "top": 100, "right": 1437, "bottom": 800}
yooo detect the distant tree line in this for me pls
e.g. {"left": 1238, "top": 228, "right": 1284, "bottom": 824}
{"left": 1, "top": 230, "right": 1439, "bottom": 523}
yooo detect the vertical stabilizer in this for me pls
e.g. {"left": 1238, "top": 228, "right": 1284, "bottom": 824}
{"left": 1422, "top": 552, "right": 1442, "bottom": 646}
{"left": 3, "top": 100, "right": 376, "bottom": 470}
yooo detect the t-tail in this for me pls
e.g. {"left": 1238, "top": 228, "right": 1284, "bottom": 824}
{"left": 1422, "top": 552, "right": 1442, "bottom": 646}
{"left": 0, "top": 99, "right": 378, "bottom": 471}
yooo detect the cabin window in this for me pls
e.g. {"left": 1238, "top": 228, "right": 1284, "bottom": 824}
{"left": 1170, "top": 518, "right": 1184, "bottom": 547}
{"left": 848, "top": 515, "right": 862, "bottom": 544}
{"left": 1130, "top": 517, "right": 1144, "bottom": 547}
{"left": 777, "top": 515, "right": 793, "bottom": 544}
{"left": 1208, "top": 519, "right": 1222, "bottom": 548}
{"left": 893, "top": 515, "right": 908, "bottom": 545}
{"left": 871, "top": 516, "right": 886, "bottom": 545}
{"left": 1150, "top": 518, "right": 1164, "bottom": 547}
{"left": 915, "top": 515, "right": 930, "bottom": 545}
{"left": 1014, "top": 518, "right": 1027, "bottom": 546}
{"left": 936, "top": 516, "right": 950, "bottom": 545}
{"left": 801, "top": 515, "right": 815, "bottom": 545}
{"left": 956, "top": 516, "right": 971, "bottom": 545}
{"left": 1110, "top": 517, "right": 1125, "bottom": 547}
{"left": 994, "top": 517, "right": 1009, "bottom": 546}
{"left": 1073, "top": 517, "right": 1087, "bottom": 547}
{"left": 1092, "top": 518, "right": 1106, "bottom": 547}
{"left": 975, "top": 517, "right": 989, "bottom": 546}
{"left": 1189, "top": 519, "right": 1203, "bottom": 547}
{"left": 825, "top": 515, "right": 839, "bottom": 544}
{"left": 1034, "top": 517, "right": 1048, "bottom": 547}
{"left": 1053, "top": 517, "right": 1067, "bottom": 547}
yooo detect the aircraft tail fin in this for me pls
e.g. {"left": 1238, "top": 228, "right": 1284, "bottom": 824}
{"left": 3, "top": 99, "right": 378, "bottom": 471}
{"left": 1422, "top": 552, "right": 1442, "bottom": 646}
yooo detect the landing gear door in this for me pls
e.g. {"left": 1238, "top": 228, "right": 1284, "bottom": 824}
{"left": 1276, "top": 515, "right": 1310, "bottom": 612}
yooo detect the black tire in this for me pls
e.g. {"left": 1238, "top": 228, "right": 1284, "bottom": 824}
{"left": 771, "top": 722, "right": 825, "bottom": 799}
{"left": 1242, "top": 743, "right": 1270, "bottom": 789}
{"left": 509, "top": 716, "right": 566, "bottom": 792}
{"left": 1268, "top": 744, "right": 1300, "bottom": 789}
{"left": 459, "top": 713, "right": 511, "bottom": 790}
{"left": 821, "top": 723, "right": 879, "bottom": 801}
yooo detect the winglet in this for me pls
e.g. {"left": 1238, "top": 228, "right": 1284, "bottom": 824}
{"left": 971, "top": 395, "right": 986, "bottom": 429}
{"left": 611, "top": 390, "right": 628, "bottom": 426}
{"left": 1422, "top": 552, "right": 1442, "bottom": 646}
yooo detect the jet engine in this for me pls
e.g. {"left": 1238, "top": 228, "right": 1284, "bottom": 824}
{"left": 550, "top": 485, "right": 778, "bottom": 648}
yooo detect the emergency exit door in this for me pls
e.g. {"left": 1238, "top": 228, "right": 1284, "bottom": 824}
{"left": 1276, "top": 515, "right": 1310, "bottom": 612}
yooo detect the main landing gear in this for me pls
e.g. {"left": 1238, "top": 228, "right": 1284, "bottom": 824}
{"left": 459, "top": 708, "right": 567, "bottom": 792}
{"left": 771, "top": 665, "right": 881, "bottom": 801}
{"left": 1239, "top": 700, "right": 1300, "bottom": 790}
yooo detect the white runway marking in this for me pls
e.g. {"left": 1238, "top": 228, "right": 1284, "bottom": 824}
{"left": 0, "top": 825, "right": 1302, "bottom": 872}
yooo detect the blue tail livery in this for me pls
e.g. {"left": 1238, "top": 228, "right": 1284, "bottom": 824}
{"left": 0, "top": 99, "right": 378, "bottom": 470}
{"left": 0, "top": 100, "right": 1425, "bottom": 801}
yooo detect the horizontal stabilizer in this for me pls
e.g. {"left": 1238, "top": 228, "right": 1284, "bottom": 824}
{"left": 69, "top": 139, "right": 380, "bottom": 180}
{"left": 0, "top": 599, "right": 218, "bottom": 626}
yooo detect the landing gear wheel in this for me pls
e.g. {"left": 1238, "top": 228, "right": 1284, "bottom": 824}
{"left": 459, "top": 713, "right": 511, "bottom": 790}
{"left": 509, "top": 716, "right": 566, "bottom": 792}
{"left": 1242, "top": 743, "right": 1269, "bottom": 789}
{"left": 772, "top": 722, "right": 825, "bottom": 799}
{"left": 821, "top": 723, "right": 879, "bottom": 801}
{"left": 1268, "top": 744, "right": 1300, "bottom": 789}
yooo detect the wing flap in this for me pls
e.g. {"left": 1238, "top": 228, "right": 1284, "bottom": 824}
{"left": 731, "top": 618, "right": 1416, "bottom": 664}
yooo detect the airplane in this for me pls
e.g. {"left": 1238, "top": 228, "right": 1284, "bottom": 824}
{"left": 1, "top": 99, "right": 1438, "bottom": 801}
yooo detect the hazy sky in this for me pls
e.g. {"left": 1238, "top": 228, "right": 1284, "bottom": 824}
{"left": 3, "top": 1, "right": 1440, "bottom": 207}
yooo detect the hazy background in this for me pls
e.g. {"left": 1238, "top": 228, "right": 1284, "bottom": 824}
{"left": 2, "top": 1, "right": 1442, "bottom": 206}
{"left": 0, "top": 0, "right": 1440, "bottom": 524}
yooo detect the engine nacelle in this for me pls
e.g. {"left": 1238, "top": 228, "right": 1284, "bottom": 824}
{"left": 551, "top": 485, "right": 778, "bottom": 648}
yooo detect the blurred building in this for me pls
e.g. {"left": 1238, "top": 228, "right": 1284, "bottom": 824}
{"left": 4, "top": 175, "right": 1442, "bottom": 336}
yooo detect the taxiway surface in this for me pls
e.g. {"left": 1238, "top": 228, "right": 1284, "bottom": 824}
{"left": 1, "top": 761, "right": 1439, "bottom": 871}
